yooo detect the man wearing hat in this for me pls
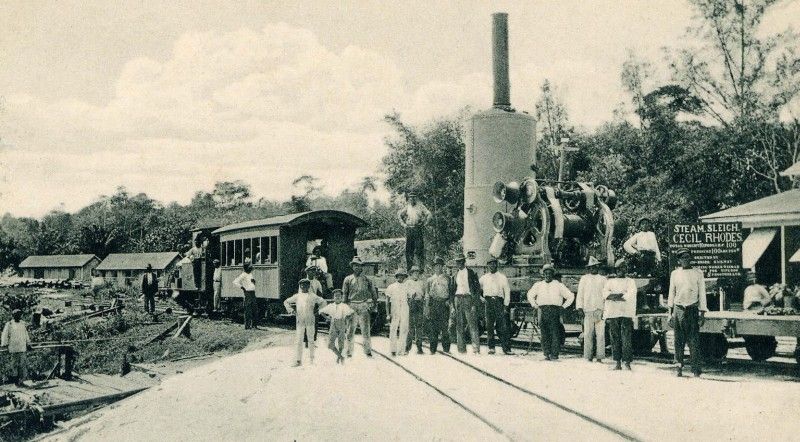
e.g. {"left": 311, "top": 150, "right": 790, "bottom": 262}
{"left": 141, "top": 263, "right": 159, "bottom": 314}
{"left": 576, "top": 256, "right": 608, "bottom": 362}
{"left": 425, "top": 257, "right": 453, "bottom": 354}
{"left": 386, "top": 268, "right": 411, "bottom": 356}
{"left": 603, "top": 259, "right": 638, "bottom": 370}
{"left": 212, "top": 259, "right": 222, "bottom": 312}
{"left": 451, "top": 255, "right": 482, "bottom": 354}
{"left": 527, "top": 264, "right": 575, "bottom": 360}
{"left": 398, "top": 192, "right": 432, "bottom": 270}
{"left": 479, "top": 258, "right": 512, "bottom": 355}
{"left": 343, "top": 256, "right": 378, "bottom": 357}
{"left": 405, "top": 265, "right": 426, "bottom": 354}
{"left": 284, "top": 278, "right": 328, "bottom": 367}
{"left": 668, "top": 248, "right": 707, "bottom": 377}
{"left": 2, "top": 309, "right": 31, "bottom": 387}
{"left": 623, "top": 217, "right": 662, "bottom": 276}
{"left": 319, "top": 289, "right": 355, "bottom": 364}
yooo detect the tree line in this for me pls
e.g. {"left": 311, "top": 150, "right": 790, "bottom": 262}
{"left": 1, "top": 0, "right": 798, "bottom": 270}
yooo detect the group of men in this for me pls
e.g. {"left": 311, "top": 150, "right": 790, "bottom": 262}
{"left": 575, "top": 248, "right": 708, "bottom": 376}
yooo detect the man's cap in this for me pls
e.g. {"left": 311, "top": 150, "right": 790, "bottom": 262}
{"left": 673, "top": 247, "right": 691, "bottom": 258}
{"left": 350, "top": 256, "right": 364, "bottom": 266}
{"left": 407, "top": 191, "right": 417, "bottom": 197}
{"left": 331, "top": 288, "right": 343, "bottom": 295}
{"left": 541, "top": 263, "right": 555, "bottom": 274}
{"left": 586, "top": 256, "right": 601, "bottom": 267}
{"left": 487, "top": 257, "right": 498, "bottom": 265}
{"left": 212, "top": 259, "right": 220, "bottom": 264}
{"left": 299, "top": 278, "right": 311, "bottom": 285}
{"left": 11, "top": 309, "right": 21, "bottom": 315}
{"left": 409, "top": 265, "right": 421, "bottom": 273}
{"left": 638, "top": 216, "right": 652, "bottom": 226}
{"left": 433, "top": 257, "right": 445, "bottom": 265}
{"left": 614, "top": 258, "right": 627, "bottom": 269}
{"left": 305, "top": 265, "right": 318, "bottom": 273}
{"left": 395, "top": 268, "right": 408, "bottom": 277}
{"left": 455, "top": 255, "right": 467, "bottom": 262}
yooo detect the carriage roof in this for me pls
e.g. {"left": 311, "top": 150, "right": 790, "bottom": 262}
{"left": 211, "top": 210, "right": 366, "bottom": 235}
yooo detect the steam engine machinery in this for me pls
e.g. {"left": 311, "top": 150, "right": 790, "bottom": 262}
{"left": 460, "top": 13, "right": 661, "bottom": 354}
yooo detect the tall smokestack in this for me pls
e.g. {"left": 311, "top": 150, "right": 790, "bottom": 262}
{"left": 492, "top": 12, "right": 510, "bottom": 109}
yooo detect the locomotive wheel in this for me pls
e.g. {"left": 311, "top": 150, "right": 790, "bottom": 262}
{"left": 743, "top": 335, "right": 777, "bottom": 361}
{"left": 699, "top": 333, "right": 729, "bottom": 363}
{"left": 631, "top": 330, "right": 656, "bottom": 356}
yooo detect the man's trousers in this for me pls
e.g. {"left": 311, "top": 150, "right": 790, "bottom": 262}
{"left": 453, "top": 296, "right": 480, "bottom": 353}
{"left": 345, "top": 303, "right": 372, "bottom": 356}
{"left": 539, "top": 305, "right": 563, "bottom": 358}
{"left": 607, "top": 316, "right": 633, "bottom": 363}
{"left": 582, "top": 309, "right": 605, "bottom": 360}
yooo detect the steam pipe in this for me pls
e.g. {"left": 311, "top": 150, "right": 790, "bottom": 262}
{"left": 492, "top": 12, "right": 511, "bottom": 109}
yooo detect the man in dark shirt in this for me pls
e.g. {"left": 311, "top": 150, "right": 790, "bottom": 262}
{"left": 343, "top": 257, "right": 378, "bottom": 357}
{"left": 141, "top": 264, "right": 159, "bottom": 314}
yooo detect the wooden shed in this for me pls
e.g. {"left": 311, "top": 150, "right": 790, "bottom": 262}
{"left": 95, "top": 252, "right": 181, "bottom": 286}
{"left": 18, "top": 254, "right": 100, "bottom": 281}
{"left": 700, "top": 188, "right": 800, "bottom": 287}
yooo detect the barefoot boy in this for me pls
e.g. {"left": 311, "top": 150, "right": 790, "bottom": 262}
{"left": 319, "top": 289, "right": 355, "bottom": 364}
{"left": 284, "top": 279, "right": 327, "bottom": 367}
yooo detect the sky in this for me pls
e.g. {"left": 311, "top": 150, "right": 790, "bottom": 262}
{"left": 0, "top": 0, "right": 797, "bottom": 218}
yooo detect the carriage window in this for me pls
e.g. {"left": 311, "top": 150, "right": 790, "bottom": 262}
{"left": 270, "top": 236, "right": 278, "bottom": 263}
{"left": 242, "top": 238, "right": 251, "bottom": 264}
{"left": 220, "top": 241, "right": 227, "bottom": 267}
{"left": 257, "top": 237, "right": 266, "bottom": 264}
{"left": 226, "top": 241, "right": 234, "bottom": 266}
{"left": 234, "top": 240, "right": 243, "bottom": 265}
{"left": 251, "top": 238, "right": 260, "bottom": 264}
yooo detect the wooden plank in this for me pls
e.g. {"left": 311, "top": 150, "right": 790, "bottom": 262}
{"left": 0, "top": 387, "right": 149, "bottom": 421}
{"left": 141, "top": 321, "right": 180, "bottom": 346}
{"left": 172, "top": 316, "right": 192, "bottom": 339}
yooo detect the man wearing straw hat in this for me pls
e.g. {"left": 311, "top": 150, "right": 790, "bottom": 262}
{"left": 527, "top": 264, "right": 575, "bottom": 360}
{"left": 668, "top": 248, "right": 707, "bottom": 377}
{"left": 343, "top": 256, "right": 378, "bottom": 357}
{"left": 576, "top": 256, "right": 607, "bottom": 362}
{"left": 451, "top": 255, "right": 482, "bottom": 354}
{"left": 386, "top": 268, "right": 411, "bottom": 356}
{"left": 405, "top": 265, "right": 426, "bottom": 354}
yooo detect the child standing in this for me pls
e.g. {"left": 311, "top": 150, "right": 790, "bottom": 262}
{"left": 319, "top": 289, "right": 355, "bottom": 364}
{"left": 284, "top": 279, "right": 327, "bottom": 367}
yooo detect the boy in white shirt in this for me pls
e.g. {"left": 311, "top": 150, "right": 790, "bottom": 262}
{"left": 1, "top": 309, "right": 31, "bottom": 387}
{"left": 385, "top": 268, "right": 410, "bottom": 356}
{"left": 284, "top": 279, "right": 327, "bottom": 367}
{"left": 319, "top": 289, "right": 354, "bottom": 364}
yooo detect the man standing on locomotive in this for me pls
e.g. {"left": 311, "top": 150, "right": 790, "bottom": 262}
{"left": 233, "top": 263, "right": 257, "bottom": 330}
{"left": 405, "top": 265, "right": 426, "bottom": 354}
{"left": 623, "top": 217, "right": 661, "bottom": 277}
{"left": 603, "top": 259, "right": 638, "bottom": 370}
{"left": 451, "top": 255, "right": 482, "bottom": 354}
{"left": 425, "top": 257, "right": 453, "bottom": 354}
{"left": 343, "top": 257, "right": 378, "bottom": 358}
{"left": 668, "top": 248, "right": 707, "bottom": 377}
{"left": 398, "top": 192, "right": 431, "bottom": 271}
{"left": 480, "top": 258, "right": 512, "bottom": 355}
{"left": 527, "top": 264, "right": 575, "bottom": 360}
{"left": 576, "top": 256, "right": 607, "bottom": 362}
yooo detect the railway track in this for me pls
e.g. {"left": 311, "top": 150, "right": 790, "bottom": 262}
{"left": 320, "top": 330, "right": 640, "bottom": 441}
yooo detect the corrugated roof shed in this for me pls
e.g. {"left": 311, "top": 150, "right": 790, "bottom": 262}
{"left": 96, "top": 252, "right": 181, "bottom": 271}
{"left": 700, "top": 189, "right": 800, "bottom": 227}
{"left": 19, "top": 254, "right": 99, "bottom": 268}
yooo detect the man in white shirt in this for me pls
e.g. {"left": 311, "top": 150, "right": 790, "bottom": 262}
{"left": 667, "top": 248, "right": 707, "bottom": 377}
{"left": 451, "top": 255, "right": 482, "bottom": 354}
{"left": 480, "top": 258, "right": 512, "bottom": 355}
{"left": 623, "top": 217, "right": 661, "bottom": 277}
{"left": 527, "top": 264, "right": 575, "bottom": 360}
{"left": 1, "top": 309, "right": 31, "bottom": 387}
{"left": 284, "top": 279, "right": 327, "bottom": 367}
{"left": 386, "top": 269, "right": 410, "bottom": 356}
{"left": 603, "top": 259, "right": 638, "bottom": 370}
{"left": 742, "top": 271, "right": 771, "bottom": 311}
{"left": 188, "top": 237, "right": 205, "bottom": 288}
{"left": 212, "top": 259, "right": 222, "bottom": 312}
{"left": 405, "top": 266, "right": 426, "bottom": 354}
{"left": 576, "top": 256, "right": 607, "bottom": 362}
{"left": 232, "top": 263, "right": 257, "bottom": 330}
{"left": 319, "top": 289, "right": 355, "bottom": 364}
{"left": 398, "top": 192, "right": 432, "bottom": 270}
{"left": 306, "top": 246, "right": 333, "bottom": 289}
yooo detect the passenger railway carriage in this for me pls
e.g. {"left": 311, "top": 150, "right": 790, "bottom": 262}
{"left": 174, "top": 210, "right": 366, "bottom": 319}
